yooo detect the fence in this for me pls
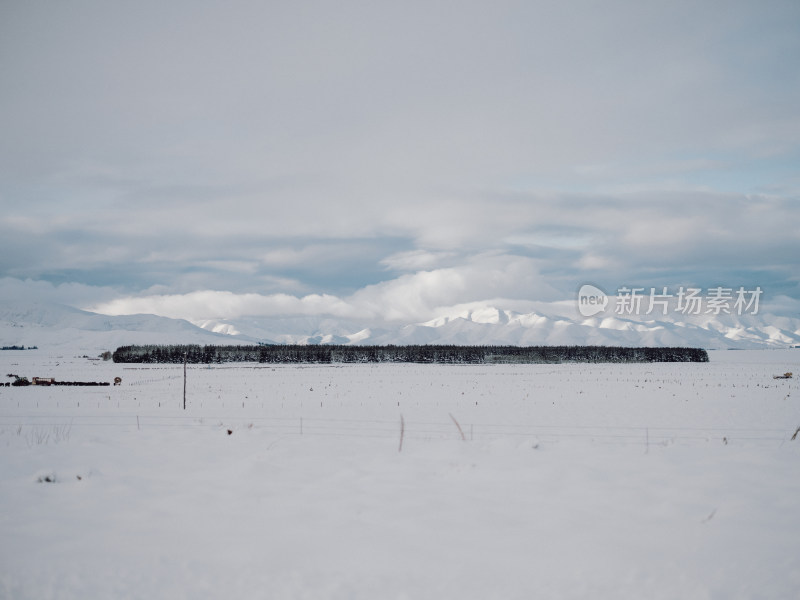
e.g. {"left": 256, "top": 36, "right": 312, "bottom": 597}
{"left": 0, "top": 413, "right": 793, "bottom": 448}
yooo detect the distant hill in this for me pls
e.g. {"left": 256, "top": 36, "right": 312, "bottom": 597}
{"left": 193, "top": 305, "right": 800, "bottom": 349}
{"left": 1, "top": 300, "right": 798, "bottom": 352}
{"left": 0, "top": 302, "right": 259, "bottom": 353}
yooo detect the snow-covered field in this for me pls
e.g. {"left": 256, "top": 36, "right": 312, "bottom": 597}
{"left": 1, "top": 349, "right": 799, "bottom": 599}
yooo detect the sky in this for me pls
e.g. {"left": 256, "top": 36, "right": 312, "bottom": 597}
{"left": 1, "top": 0, "right": 799, "bottom": 325}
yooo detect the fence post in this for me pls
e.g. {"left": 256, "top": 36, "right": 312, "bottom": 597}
{"left": 183, "top": 352, "right": 187, "bottom": 410}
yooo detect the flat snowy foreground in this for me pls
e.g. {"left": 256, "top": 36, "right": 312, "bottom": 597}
{"left": 1, "top": 350, "right": 798, "bottom": 599}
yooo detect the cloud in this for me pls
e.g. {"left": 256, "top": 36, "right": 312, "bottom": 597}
{"left": 90, "top": 290, "right": 356, "bottom": 322}
{"left": 380, "top": 250, "right": 458, "bottom": 272}
{"left": 86, "top": 253, "right": 560, "bottom": 323}
{"left": 4, "top": 1, "right": 799, "bottom": 193}
{"left": 2, "top": 189, "right": 798, "bottom": 307}
{"left": 0, "top": 277, "right": 120, "bottom": 308}
{"left": 352, "top": 253, "right": 562, "bottom": 321}
{"left": 1, "top": 1, "right": 798, "bottom": 318}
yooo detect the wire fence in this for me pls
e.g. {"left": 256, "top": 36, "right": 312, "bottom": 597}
{"left": 2, "top": 361, "right": 796, "bottom": 447}
{"left": 0, "top": 413, "right": 795, "bottom": 447}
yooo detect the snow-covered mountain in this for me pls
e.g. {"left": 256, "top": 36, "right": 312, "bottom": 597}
{"left": 397, "top": 307, "right": 800, "bottom": 349}
{"left": 1, "top": 301, "right": 798, "bottom": 352}
{"left": 193, "top": 304, "right": 800, "bottom": 349}
{"left": 0, "top": 303, "right": 258, "bottom": 353}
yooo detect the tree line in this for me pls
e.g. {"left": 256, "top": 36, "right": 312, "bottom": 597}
{"left": 112, "top": 344, "right": 709, "bottom": 364}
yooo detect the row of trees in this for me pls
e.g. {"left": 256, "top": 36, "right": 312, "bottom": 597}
{"left": 113, "top": 344, "right": 709, "bottom": 364}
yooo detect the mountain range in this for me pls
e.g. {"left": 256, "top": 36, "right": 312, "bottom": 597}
{"left": 1, "top": 301, "right": 798, "bottom": 353}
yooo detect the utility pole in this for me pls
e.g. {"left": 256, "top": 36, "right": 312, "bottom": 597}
{"left": 183, "top": 352, "right": 187, "bottom": 410}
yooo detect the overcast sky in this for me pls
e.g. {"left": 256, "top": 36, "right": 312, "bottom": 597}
{"left": 1, "top": 0, "right": 799, "bottom": 323}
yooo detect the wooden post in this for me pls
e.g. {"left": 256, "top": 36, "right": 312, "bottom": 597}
{"left": 449, "top": 413, "right": 466, "bottom": 441}
{"left": 183, "top": 352, "right": 187, "bottom": 410}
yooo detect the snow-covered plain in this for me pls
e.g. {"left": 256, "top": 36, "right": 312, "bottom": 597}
{"left": 1, "top": 349, "right": 799, "bottom": 599}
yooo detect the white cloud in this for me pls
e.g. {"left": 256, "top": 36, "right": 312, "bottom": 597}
{"left": 577, "top": 253, "right": 616, "bottom": 272}
{"left": 346, "top": 253, "right": 560, "bottom": 322}
{"left": 379, "top": 250, "right": 457, "bottom": 272}
{"left": 87, "top": 253, "right": 561, "bottom": 324}
{"left": 90, "top": 291, "right": 357, "bottom": 322}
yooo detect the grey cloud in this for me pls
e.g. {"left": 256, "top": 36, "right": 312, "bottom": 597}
{"left": 4, "top": 0, "right": 798, "bottom": 188}
{"left": 1, "top": 0, "right": 798, "bottom": 315}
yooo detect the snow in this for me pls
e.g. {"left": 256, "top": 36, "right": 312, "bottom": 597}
{"left": 0, "top": 303, "right": 259, "bottom": 352}
{"left": 3, "top": 300, "right": 800, "bottom": 349}
{"left": 1, "top": 348, "right": 799, "bottom": 599}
